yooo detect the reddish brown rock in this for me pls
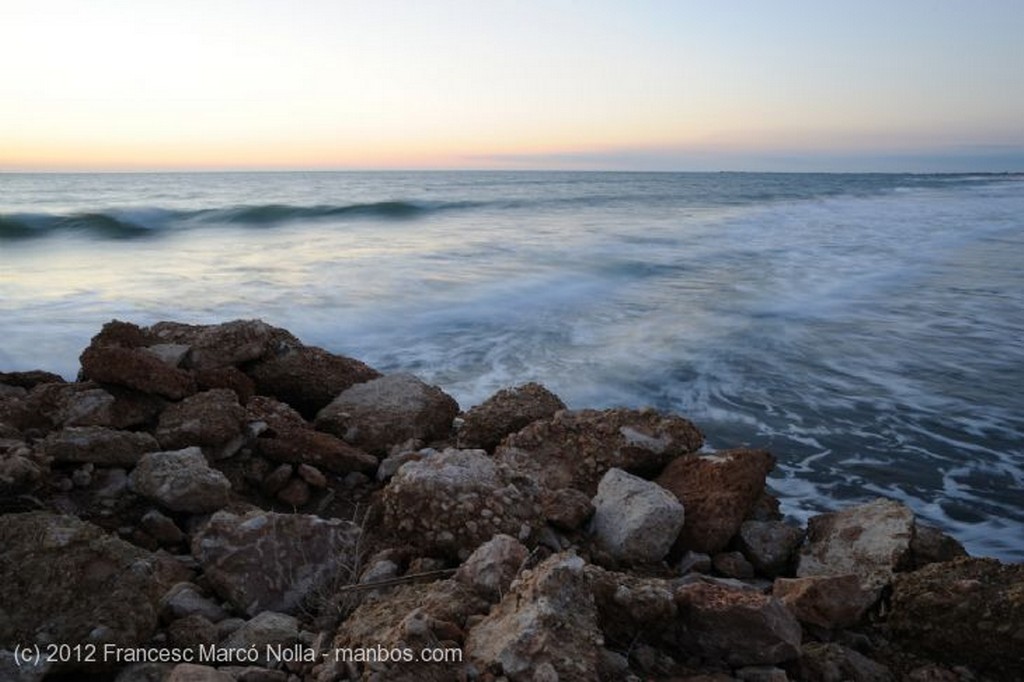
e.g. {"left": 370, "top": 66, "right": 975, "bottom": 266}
{"left": 541, "top": 486, "right": 595, "bottom": 531}
{"left": 888, "top": 557, "right": 1024, "bottom": 680}
{"left": 155, "top": 389, "right": 246, "bottom": 455}
{"left": 147, "top": 319, "right": 300, "bottom": 370}
{"left": 246, "top": 345, "right": 380, "bottom": 418}
{"left": 275, "top": 477, "right": 310, "bottom": 508}
{"left": 674, "top": 582, "right": 802, "bottom": 667}
{"left": 380, "top": 448, "right": 542, "bottom": 560}
{"left": 0, "top": 370, "right": 65, "bottom": 389}
{"left": 656, "top": 448, "right": 775, "bottom": 555}
{"left": 331, "top": 578, "right": 489, "bottom": 682}
{"left": 193, "top": 366, "right": 256, "bottom": 404}
{"left": 80, "top": 345, "right": 195, "bottom": 400}
{"left": 495, "top": 408, "right": 704, "bottom": 496}
{"left": 315, "top": 373, "right": 459, "bottom": 455}
{"left": 248, "top": 396, "right": 377, "bottom": 474}
{"left": 42, "top": 425, "right": 159, "bottom": 466}
{"left": 458, "top": 382, "right": 566, "bottom": 452}
{"left": 773, "top": 574, "right": 878, "bottom": 629}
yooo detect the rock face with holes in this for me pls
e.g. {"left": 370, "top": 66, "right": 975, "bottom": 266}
{"left": 379, "top": 448, "right": 542, "bottom": 560}
{"left": 656, "top": 448, "right": 776, "bottom": 555}
{"left": 888, "top": 557, "right": 1024, "bottom": 679}
{"left": 495, "top": 408, "right": 704, "bottom": 496}
{"left": 458, "top": 382, "right": 567, "bottom": 452}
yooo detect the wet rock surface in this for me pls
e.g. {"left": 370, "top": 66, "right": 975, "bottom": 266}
{"left": 0, "top": 318, "right": 1016, "bottom": 681}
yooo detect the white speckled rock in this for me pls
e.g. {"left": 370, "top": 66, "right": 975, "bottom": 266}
{"left": 128, "top": 447, "right": 231, "bottom": 513}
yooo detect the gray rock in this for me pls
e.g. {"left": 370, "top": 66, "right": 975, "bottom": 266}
{"left": 0, "top": 512, "right": 165, "bottom": 651}
{"left": 315, "top": 373, "right": 459, "bottom": 455}
{"left": 466, "top": 553, "right": 602, "bottom": 681}
{"left": 455, "top": 534, "right": 530, "bottom": 601}
{"left": 737, "top": 520, "right": 805, "bottom": 577}
{"left": 129, "top": 447, "right": 231, "bottom": 514}
{"left": 591, "top": 468, "right": 684, "bottom": 565}
{"left": 218, "top": 611, "right": 299, "bottom": 665}
{"left": 192, "top": 510, "right": 362, "bottom": 616}
{"left": 797, "top": 498, "right": 915, "bottom": 589}
{"left": 160, "top": 582, "right": 229, "bottom": 623}
{"left": 797, "top": 642, "right": 891, "bottom": 682}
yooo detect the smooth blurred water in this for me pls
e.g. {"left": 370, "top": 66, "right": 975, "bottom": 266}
{"left": 2, "top": 171, "right": 1022, "bottom": 559}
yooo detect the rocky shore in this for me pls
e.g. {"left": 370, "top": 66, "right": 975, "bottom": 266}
{"left": 1, "top": 319, "right": 1021, "bottom": 682}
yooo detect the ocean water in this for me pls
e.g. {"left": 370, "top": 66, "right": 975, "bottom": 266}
{"left": 2, "top": 171, "right": 1022, "bottom": 560}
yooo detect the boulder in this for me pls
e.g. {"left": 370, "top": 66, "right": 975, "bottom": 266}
{"left": 80, "top": 345, "right": 195, "bottom": 400}
{"left": 458, "top": 382, "right": 566, "bottom": 452}
{"left": 147, "top": 319, "right": 300, "bottom": 371}
{"left": 128, "top": 447, "right": 231, "bottom": 514}
{"left": 380, "top": 448, "right": 541, "bottom": 559}
{"left": 0, "top": 370, "right": 65, "bottom": 389}
{"left": 541, "top": 486, "right": 595, "bottom": 531}
{"left": 585, "top": 565, "right": 677, "bottom": 649}
{"left": 331, "top": 578, "right": 488, "bottom": 682}
{"left": 42, "top": 426, "right": 159, "bottom": 466}
{"left": 590, "top": 468, "right": 684, "bottom": 565}
{"left": 674, "top": 582, "right": 802, "bottom": 667}
{"left": 495, "top": 408, "right": 704, "bottom": 496}
{"left": 160, "top": 583, "right": 228, "bottom": 624}
{"left": 454, "top": 534, "right": 530, "bottom": 601}
{"left": 736, "top": 520, "right": 805, "bottom": 577}
{"left": 155, "top": 389, "right": 246, "bottom": 456}
{"left": 0, "top": 512, "right": 163, "bottom": 650}
{"left": 245, "top": 345, "right": 380, "bottom": 418}
{"left": 773, "top": 575, "right": 878, "bottom": 629}
{"left": 466, "top": 553, "right": 602, "bottom": 681}
{"left": 910, "top": 523, "right": 968, "bottom": 568}
{"left": 191, "top": 510, "right": 362, "bottom": 616}
{"left": 796, "top": 498, "right": 915, "bottom": 589}
{"left": 218, "top": 611, "right": 298, "bottom": 665}
{"left": 888, "top": 557, "right": 1024, "bottom": 679}
{"left": 712, "top": 551, "right": 755, "bottom": 579}
{"left": 23, "top": 381, "right": 165, "bottom": 431}
{"left": 248, "top": 396, "right": 376, "bottom": 474}
{"left": 315, "top": 373, "right": 459, "bottom": 455}
{"left": 796, "top": 643, "right": 891, "bottom": 682}
{"left": 193, "top": 366, "right": 256, "bottom": 404}
{"left": 656, "top": 448, "right": 775, "bottom": 555}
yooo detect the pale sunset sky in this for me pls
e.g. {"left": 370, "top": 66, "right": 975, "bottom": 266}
{"left": 2, "top": 0, "right": 1022, "bottom": 172}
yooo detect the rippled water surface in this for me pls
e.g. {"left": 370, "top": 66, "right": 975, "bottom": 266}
{"left": 2, "top": 171, "right": 1022, "bottom": 559}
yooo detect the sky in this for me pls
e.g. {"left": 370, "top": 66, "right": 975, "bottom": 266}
{"left": 2, "top": 0, "right": 1022, "bottom": 172}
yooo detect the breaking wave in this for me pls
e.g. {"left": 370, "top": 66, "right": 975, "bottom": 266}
{"left": 0, "top": 200, "right": 478, "bottom": 240}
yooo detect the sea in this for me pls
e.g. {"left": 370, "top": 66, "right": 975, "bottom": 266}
{"left": 2, "top": 171, "right": 1022, "bottom": 560}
